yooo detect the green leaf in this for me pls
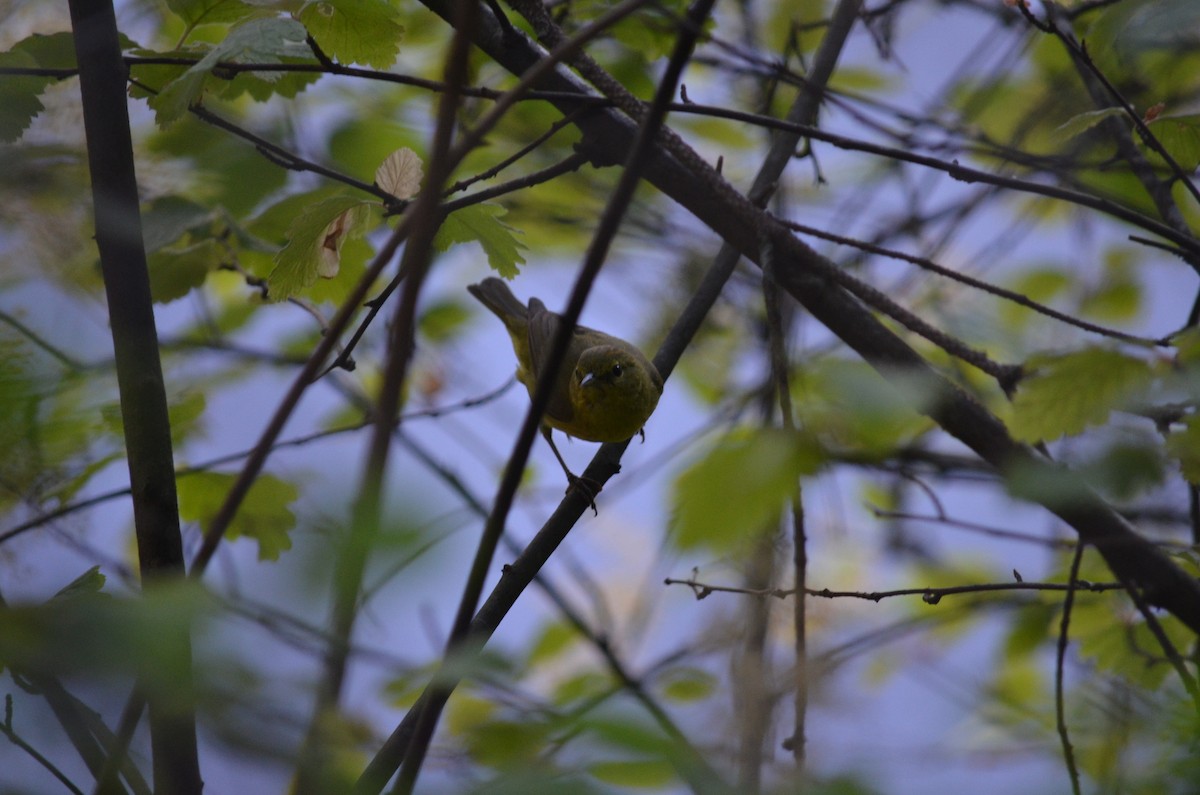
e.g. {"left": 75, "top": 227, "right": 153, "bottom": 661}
{"left": 587, "top": 759, "right": 675, "bottom": 789}
{"left": 1173, "top": 327, "right": 1200, "bottom": 365}
{"left": 268, "top": 195, "right": 373, "bottom": 301}
{"left": 434, "top": 204, "right": 526, "bottom": 279}
{"left": 169, "top": 390, "right": 208, "bottom": 446}
{"left": 670, "top": 428, "right": 820, "bottom": 552}
{"left": 177, "top": 471, "right": 299, "bottom": 560}
{"left": 1080, "top": 437, "right": 1165, "bottom": 499}
{"left": 0, "top": 50, "right": 55, "bottom": 143}
{"left": 0, "top": 581, "right": 214, "bottom": 682}
{"left": 0, "top": 33, "right": 85, "bottom": 143}
{"left": 1086, "top": 0, "right": 1200, "bottom": 60}
{"left": 142, "top": 196, "right": 217, "bottom": 253}
{"left": 657, "top": 667, "right": 716, "bottom": 702}
{"left": 165, "top": 0, "right": 260, "bottom": 29}
{"left": 1146, "top": 114, "right": 1200, "bottom": 172}
{"left": 52, "top": 567, "right": 107, "bottom": 601}
{"left": 1002, "top": 602, "right": 1055, "bottom": 660}
{"left": 1054, "top": 108, "right": 1126, "bottom": 142}
{"left": 148, "top": 239, "right": 223, "bottom": 302}
{"left": 149, "top": 17, "right": 312, "bottom": 126}
{"left": 525, "top": 621, "right": 578, "bottom": 667}
{"left": 464, "top": 720, "right": 548, "bottom": 769}
{"left": 1167, "top": 416, "right": 1200, "bottom": 483}
{"left": 1009, "top": 348, "right": 1151, "bottom": 442}
{"left": 12, "top": 32, "right": 81, "bottom": 70}
{"left": 418, "top": 299, "right": 471, "bottom": 343}
{"left": 298, "top": 0, "right": 404, "bottom": 69}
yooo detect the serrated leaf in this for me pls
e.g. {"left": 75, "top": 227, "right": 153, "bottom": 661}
{"left": 1009, "top": 348, "right": 1151, "bottom": 443}
{"left": 434, "top": 203, "right": 526, "bottom": 279}
{"left": 298, "top": 0, "right": 404, "bottom": 69}
{"left": 177, "top": 471, "right": 298, "bottom": 560}
{"left": 1054, "top": 108, "right": 1126, "bottom": 142}
{"left": 268, "top": 196, "right": 372, "bottom": 301}
{"left": 375, "top": 147, "right": 423, "bottom": 199}
{"left": 670, "top": 428, "right": 820, "bottom": 552}
{"left": 0, "top": 50, "right": 54, "bottom": 143}
{"left": 149, "top": 17, "right": 312, "bottom": 126}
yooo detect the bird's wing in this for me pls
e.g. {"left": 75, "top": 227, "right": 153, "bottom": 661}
{"left": 526, "top": 299, "right": 577, "bottom": 424}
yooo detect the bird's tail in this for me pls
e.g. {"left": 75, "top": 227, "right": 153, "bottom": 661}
{"left": 468, "top": 277, "right": 529, "bottom": 323}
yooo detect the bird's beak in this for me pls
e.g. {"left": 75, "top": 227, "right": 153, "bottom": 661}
{"left": 579, "top": 371, "right": 595, "bottom": 388}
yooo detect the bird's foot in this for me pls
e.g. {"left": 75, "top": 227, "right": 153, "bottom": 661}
{"left": 566, "top": 473, "right": 603, "bottom": 515}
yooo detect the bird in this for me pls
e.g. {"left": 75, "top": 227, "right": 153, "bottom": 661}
{"left": 468, "top": 277, "right": 663, "bottom": 506}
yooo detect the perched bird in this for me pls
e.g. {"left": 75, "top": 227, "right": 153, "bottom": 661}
{"left": 468, "top": 277, "right": 663, "bottom": 503}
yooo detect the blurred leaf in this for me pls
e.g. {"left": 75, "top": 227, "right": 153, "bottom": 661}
{"left": 678, "top": 324, "right": 740, "bottom": 405}
{"left": 1079, "top": 257, "right": 1142, "bottom": 322}
{"left": 0, "top": 582, "right": 214, "bottom": 682}
{"left": 445, "top": 690, "right": 497, "bottom": 738}
{"left": 52, "top": 566, "right": 107, "bottom": 601}
{"left": 434, "top": 204, "right": 527, "bottom": 279}
{"left": 553, "top": 671, "right": 614, "bottom": 706}
{"left": 1073, "top": 601, "right": 1191, "bottom": 690}
{"left": 671, "top": 428, "right": 820, "bottom": 552}
{"left": 418, "top": 299, "right": 472, "bottom": 343}
{"left": 1080, "top": 437, "right": 1165, "bottom": 500}
{"left": 1086, "top": 0, "right": 1200, "bottom": 61}
{"left": 142, "top": 195, "right": 217, "bottom": 253}
{"left": 526, "top": 621, "right": 579, "bottom": 667}
{"left": 298, "top": 0, "right": 404, "bottom": 69}
{"left": 177, "top": 471, "right": 298, "bottom": 560}
{"left": 1003, "top": 602, "right": 1055, "bottom": 660}
{"left": 587, "top": 758, "right": 675, "bottom": 789}
{"left": 329, "top": 118, "right": 424, "bottom": 184}
{"left": 1054, "top": 107, "right": 1126, "bottom": 142}
{"left": 144, "top": 114, "right": 289, "bottom": 216}
{"left": 1166, "top": 416, "right": 1200, "bottom": 484}
{"left": 1173, "top": 327, "right": 1200, "bottom": 365}
{"left": 1145, "top": 114, "right": 1200, "bottom": 171}
{"left": 794, "top": 359, "right": 936, "bottom": 456}
{"left": 657, "top": 667, "right": 716, "bottom": 702}
{"left": 165, "top": 0, "right": 260, "bottom": 29}
{"left": 1004, "top": 456, "right": 1095, "bottom": 510}
{"left": 148, "top": 239, "right": 223, "bottom": 302}
{"left": 465, "top": 720, "right": 548, "bottom": 769}
{"left": 1009, "top": 348, "right": 1151, "bottom": 442}
{"left": 169, "top": 389, "right": 207, "bottom": 446}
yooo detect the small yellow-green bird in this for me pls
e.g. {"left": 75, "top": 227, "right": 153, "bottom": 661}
{"left": 468, "top": 277, "right": 663, "bottom": 495}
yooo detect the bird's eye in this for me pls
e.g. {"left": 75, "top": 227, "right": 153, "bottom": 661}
{"left": 611, "top": 363, "right": 623, "bottom": 377}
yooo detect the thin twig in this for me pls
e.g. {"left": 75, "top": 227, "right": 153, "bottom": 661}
{"left": 663, "top": 575, "right": 1123, "bottom": 602}
{"left": 1055, "top": 543, "right": 1085, "bottom": 795}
